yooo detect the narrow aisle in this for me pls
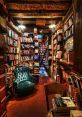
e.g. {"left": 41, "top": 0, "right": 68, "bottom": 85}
{"left": 7, "top": 84, "right": 47, "bottom": 117}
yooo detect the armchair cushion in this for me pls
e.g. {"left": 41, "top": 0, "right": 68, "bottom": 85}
{"left": 16, "top": 81, "right": 35, "bottom": 93}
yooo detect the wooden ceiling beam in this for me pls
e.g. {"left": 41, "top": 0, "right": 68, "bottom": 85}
{"left": 7, "top": 3, "right": 71, "bottom": 11}
{"left": 9, "top": 11, "right": 66, "bottom": 17}
{"left": 5, "top": 0, "right": 72, "bottom": 3}
{"left": 22, "top": 24, "right": 50, "bottom": 33}
{"left": 16, "top": 18, "right": 61, "bottom": 24}
{"left": 8, "top": 10, "right": 66, "bottom": 14}
{"left": 23, "top": 27, "right": 50, "bottom": 33}
{"left": 15, "top": 17, "right": 62, "bottom": 21}
{"left": 6, "top": 1, "right": 72, "bottom": 4}
{"left": 12, "top": 15, "right": 63, "bottom": 19}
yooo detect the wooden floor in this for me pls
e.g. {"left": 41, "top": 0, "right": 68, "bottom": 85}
{"left": 7, "top": 77, "right": 51, "bottom": 117}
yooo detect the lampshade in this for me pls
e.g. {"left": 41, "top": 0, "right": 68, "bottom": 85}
{"left": 49, "top": 24, "right": 56, "bottom": 29}
{"left": 18, "top": 24, "right": 26, "bottom": 30}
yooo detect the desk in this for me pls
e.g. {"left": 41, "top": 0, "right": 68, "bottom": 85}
{"left": 47, "top": 111, "right": 70, "bottom": 117}
{"left": 70, "top": 110, "right": 82, "bottom": 117}
{"left": 51, "top": 96, "right": 76, "bottom": 117}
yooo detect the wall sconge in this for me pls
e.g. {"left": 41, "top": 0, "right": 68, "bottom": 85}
{"left": 49, "top": 24, "right": 56, "bottom": 29}
{"left": 18, "top": 24, "right": 26, "bottom": 31}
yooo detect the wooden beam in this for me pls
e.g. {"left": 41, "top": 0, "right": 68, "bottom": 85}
{"left": 16, "top": 18, "right": 61, "bottom": 25}
{"left": 12, "top": 15, "right": 63, "bottom": 19}
{"left": 5, "top": 0, "right": 72, "bottom": 3}
{"left": 8, "top": 9, "right": 67, "bottom": 14}
{"left": 9, "top": 11, "right": 66, "bottom": 17}
{"left": 17, "top": 20, "right": 35, "bottom": 24}
{"left": 24, "top": 27, "right": 50, "bottom": 33}
{"left": 13, "top": 17, "right": 62, "bottom": 20}
{"left": 15, "top": 17, "right": 62, "bottom": 21}
{"left": 6, "top": 0, "right": 71, "bottom": 2}
{"left": 7, "top": 3, "right": 71, "bottom": 11}
{"left": 6, "top": 1, "right": 72, "bottom": 4}
{"left": 7, "top": 20, "right": 21, "bottom": 35}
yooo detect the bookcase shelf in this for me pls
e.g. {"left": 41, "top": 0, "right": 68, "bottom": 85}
{"left": 3, "top": 22, "right": 21, "bottom": 103}
{"left": 52, "top": 7, "right": 74, "bottom": 82}
{"left": 33, "top": 38, "right": 39, "bottom": 75}
{"left": 64, "top": 33, "right": 74, "bottom": 41}
{"left": 0, "top": 51, "right": 7, "bottom": 117}
{"left": 0, "top": 2, "right": 8, "bottom": 115}
{"left": 20, "top": 35, "right": 35, "bottom": 71}
{"left": 51, "top": 7, "right": 82, "bottom": 106}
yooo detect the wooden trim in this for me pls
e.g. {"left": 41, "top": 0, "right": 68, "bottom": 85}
{"left": 63, "top": 5, "right": 73, "bottom": 23}
{"left": 1, "top": 111, "right": 7, "bottom": 117}
{"left": 7, "top": 21, "right": 21, "bottom": 36}
{"left": 7, "top": 3, "right": 71, "bottom": 11}
{"left": 1, "top": 96, "right": 6, "bottom": 103}
{"left": 6, "top": 0, "right": 72, "bottom": 3}
{"left": 0, "top": 86, "right": 5, "bottom": 92}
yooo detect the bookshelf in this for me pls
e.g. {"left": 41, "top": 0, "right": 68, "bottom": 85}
{"left": 52, "top": 7, "right": 74, "bottom": 80}
{"left": 51, "top": 7, "right": 82, "bottom": 106}
{"left": 39, "top": 41, "right": 48, "bottom": 68}
{"left": 0, "top": 0, "right": 8, "bottom": 117}
{"left": 20, "top": 32, "right": 40, "bottom": 76}
{"left": 5, "top": 28, "right": 20, "bottom": 67}
{"left": 4, "top": 23, "right": 21, "bottom": 100}
{"left": 52, "top": 25, "right": 64, "bottom": 81}
{"left": 20, "top": 35, "right": 34, "bottom": 70}
{"left": 33, "top": 38, "right": 39, "bottom": 75}
{"left": 62, "top": 11, "right": 74, "bottom": 65}
{"left": 0, "top": 48, "right": 7, "bottom": 117}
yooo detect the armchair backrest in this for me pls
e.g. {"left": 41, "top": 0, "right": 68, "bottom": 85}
{"left": 14, "top": 66, "right": 31, "bottom": 84}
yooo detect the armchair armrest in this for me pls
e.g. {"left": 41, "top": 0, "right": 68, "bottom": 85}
{"left": 29, "top": 75, "right": 37, "bottom": 83}
{"left": 13, "top": 81, "right": 17, "bottom": 88}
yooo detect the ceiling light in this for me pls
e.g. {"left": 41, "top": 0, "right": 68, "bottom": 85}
{"left": 49, "top": 24, "right": 56, "bottom": 29}
{"left": 18, "top": 24, "right": 26, "bottom": 30}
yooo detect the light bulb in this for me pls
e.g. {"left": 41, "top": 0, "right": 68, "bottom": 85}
{"left": 18, "top": 24, "right": 26, "bottom": 30}
{"left": 49, "top": 24, "right": 56, "bottom": 29}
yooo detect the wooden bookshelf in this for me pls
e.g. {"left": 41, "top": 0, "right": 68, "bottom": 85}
{"left": 0, "top": 47, "right": 7, "bottom": 117}
{"left": 52, "top": 24, "right": 64, "bottom": 80}
{"left": 0, "top": 1, "right": 8, "bottom": 116}
{"left": 51, "top": 6, "right": 82, "bottom": 106}
{"left": 20, "top": 34, "right": 34, "bottom": 70}
{"left": 5, "top": 28, "right": 20, "bottom": 67}
{"left": 33, "top": 38, "right": 39, "bottom": 75}
{"left": 4, "top": 22, "right": 21, "bottom": 101}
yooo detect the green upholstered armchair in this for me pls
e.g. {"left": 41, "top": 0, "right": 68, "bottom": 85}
{"left": 13, "top": 66, "right": 36, "bottom": 96}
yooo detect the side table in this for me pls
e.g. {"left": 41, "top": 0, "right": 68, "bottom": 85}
{"left": 70, "top": 110, "right": 82, "bottom": 117}
{"left": 51, "top": 96, "right": 76, "bottom": 117}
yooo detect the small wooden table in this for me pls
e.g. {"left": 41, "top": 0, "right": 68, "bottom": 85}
{"left": 51, "top": 96, "right": 76, "bottom": 117}
{"left": 47, "top": 111, "right": 70, "bottom": 117}
{"left": 70, "top": 110, "right": 82, "bottom": 117}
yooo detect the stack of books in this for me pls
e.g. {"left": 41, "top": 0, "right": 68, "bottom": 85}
{"left": 52, "top": 96, "right": 76, "bottom": 116}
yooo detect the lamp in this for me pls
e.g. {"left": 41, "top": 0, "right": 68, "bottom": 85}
{"left": 18, "top": 24, "right": 26, "bottom": 31}
{"left": 49, "top": 24, "right": 56, "bottom": 29}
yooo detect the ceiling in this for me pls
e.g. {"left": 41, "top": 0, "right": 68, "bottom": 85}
{"left": 6, "top": 0, "right": 72, "bottom": 33}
